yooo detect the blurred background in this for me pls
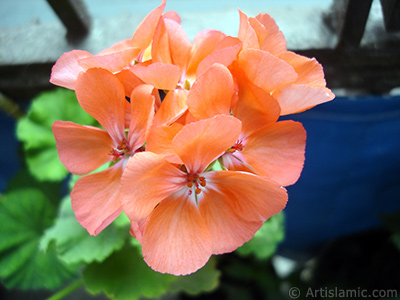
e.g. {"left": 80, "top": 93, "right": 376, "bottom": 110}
{"left": 1, "top": 0, "right": 400, "bottom": 299}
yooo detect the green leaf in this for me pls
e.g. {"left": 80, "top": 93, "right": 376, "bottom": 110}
{"left": 40, "top": 196, "right": 125, "bottom": 265}
{"left": 16, "top": 88, "right": 97, "bottom": 182}
{"left": 83, "top": 244, "right": 177, "bottom": 300}
{"left": 169, "top": 257, "right": 221, "bottom": 296}
{"left": 380, "top": 210, "right": 400, "bottom": 251}
{"left": 0, "top": 189, "right": 78, "bottom": 290}
{"left": 6, "top": 168, "right": 62, "bottom": 205}
{"left": 236, "top": 212, "right": 285, "bottom": 260}
{"left": 392, "top": 233, "right": 400, "bottom": 251}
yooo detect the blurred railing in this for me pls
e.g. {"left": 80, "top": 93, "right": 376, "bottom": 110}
{"left": 0, "top": 0, "right": 399, "bottom": 100}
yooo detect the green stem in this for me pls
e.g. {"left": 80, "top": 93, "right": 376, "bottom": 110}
{"left": 45, "top": 279, "right": 84, "bottom": 300}
{"left": 0, "top": 92, "right": 24, "bottom": 120}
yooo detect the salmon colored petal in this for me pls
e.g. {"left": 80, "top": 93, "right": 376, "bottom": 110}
{"left": 273, "top": 84, "right": 335, "bottom": 115}
{"left": 120, "top": 152, "right": 186, "bottom": 222}
{"left": 128, "top": 84, "right": 155, "bottom": 150}
{"left": 124, "top": 101, "right": 131, "bottom": 129}
{"left": 232, "top": 65, "right": 280, "bottom": 135}
{"left": 78, "top": 48, "right": 140, "bottom": 73}
{"left": 142, "top": 192, "right": 212, "bottom": 275}
{"left": 196, "top": 37, "right": 242, "bottom": 76}
{"left": 97, "top": 38, "right": 133, "bottom": 55}
{"left": 205, "top": 170, "right": 288, "bottom": 222}
{"left": 187, "top": 63, "right": 234, "bottom": 120}
{"left": 115, "top": 69, "right": 145, "bottom": 97}
{"left": 175, "top": 109, "right": 199, "bottom": 126}
{"left": 146, "top": 122, "right": 184, "bottom": 164}
{"left": 75, "top": 68, "right": 126, "bottom": 142}
{"left": 163, "top": 10, "right": 181, "bottom": 23}
{"left": 153, "top": 89, "right": 188, "bottom": 127}
{"left": 52, "top": 121, "right": 114, "bottom": 175}
{"left": 186, "top": 29, "right": 226, "bottom": 77}
{"left": 151, "top": 17, "right": 172, "bottom": 65}
{"left": 172, "top": 115, "right": 241, "bottom": 173}
{"left": 50, "top": 50, "right": 92, "bottom": 90}
{"left": 253, "top": 14, "right": 287, "bottom": 55}
{"left": 199, "top": 187, "right": 263, "bottom": 254}
{"left": 239, "top": 49, "right": 298, "bottom": 92}
{"left": 221, "top": 152, "right": 253, "bottom": 173}
{"left": 278, "top": 51, "right": 327, "bottom": 87}
{"left": 164, "top": 18, "right": 192, "bottom": 70}
{"left": 130, "top": 63, "right": 181, "bottom": 90}
{"left": 238, "top": 9, "right": 260, "bottom": 50}
{"left": 71, "top": 163, "right": 124, "bottom": 235}
{"left": 131, "top": 0, "right": 166, "bottom": 51}
{"left": 130, "top": 219, "right": 147, "bottom": 244}
{"left": 238, "top": 121, "right": 306, "bottom": 186}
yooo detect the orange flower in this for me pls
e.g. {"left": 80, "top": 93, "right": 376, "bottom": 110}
{"left": 237, "top": 9, "right": 335, "bottom": 115}
{"left": 125, "top": 14, "right": 242, "bottom": 93}
{"left": 50, "top": 0, "right": 168, "bottom": 90}
{"left": 120, "top": 115, "right": 288, "bottom": 275}
{"left": 182, "top": 62, "right": 306, "bottom": 186}
{"left": 144, "top": 62, "right": 235, "bottom": 164}
{"left": 52, "top": 68, "right": 155, "bottom": 235}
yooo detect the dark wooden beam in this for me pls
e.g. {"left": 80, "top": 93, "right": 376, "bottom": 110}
{"left": 380, "top": 0, "right": 400, "bottom": 32}
{"left": 46, "top": 0, "right": 91, "bottom": 39}
{"left": 335, "top": 0, "right": 373, "bottom": 51}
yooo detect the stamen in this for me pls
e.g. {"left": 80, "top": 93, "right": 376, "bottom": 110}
{"left": 227, "top": 140, "right": 244, "bottom": 153}
{"left": 186, "top": 173, "right": 207, "bottom": 196}
{"left": 109, "top": 138, "right": 132, "bottom": 162}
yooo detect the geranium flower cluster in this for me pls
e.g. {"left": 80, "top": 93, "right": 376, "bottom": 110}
{"left": 51, "top": 0, "right": 334, "bottom": 276}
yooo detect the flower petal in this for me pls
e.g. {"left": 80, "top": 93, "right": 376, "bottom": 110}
{"left": 130, "top": 62, "right": 182, "bottom": 90}
{"left": 205, "top": 171, "right": 288, "bottom": 222}
{"left": 238, "top": 9, "right": 260, "bottom": 50}
{"left": 195, "top": 37, "right": 242, "bottom": 76}
{"left": 273, "top": 84, "right": 335, "bottom": 115}
{"left": 128, "top": 84, "right": 155, "bottom": 150}
{"left": 97, "top": 38, "right": 132, "bottom": 55}
{"left": 199, "top": 187, "right": 263, "bottom": 254}
{"left": 131, "top": 0, "right": 166, "bottom": 51}
{"left": 71, "top": 163, "right": 124, "bottom": 235}
{"left": 239, "top": 121, "right": 307, "bottom": 186}
{"left": 78, "top": 48, "right": 140, "bottom": 73}
{"left": 164, "top": 18, "right": 192, "bottom": 70}
{"left": 186, "top": 29, "right": 226, "bottom": 77}
{"left": 52, "top": 121, "right": 114, "bottom": 175}
{"left": 187, "top": 63, "right": 234, "bottom": 120}
{"left": 253, "top": 13, "right": 287, "bottom": 55}
{"left": 115, "top": 69, "right": 145, "bottom": 97}
{"left": 120, "top": 152, "right": 186, "bottom": 222}
{"left": 50, "top": 50, "right": 92, "bottom": 90}
{"left": 151, "top": 17, "right": 173, "bottom": 65}
{"left": 163, "top": 10, "right": 181, "bottom": 23}
{"left": 142, "top": 191, "right": 212, "bottom": 275}
{"left": 278, "top": 51, "right": 327, "bottom": 87}
{"left": 239, "top": 49, "right": 298, "bottom": 92}
{"left": 232, "top": 65, "right": 280, "bottom": 136}
{"left": 146, "top": 123, "right": 184, "bottom": 164}
{"left": 75, "top": 68, "right": 126, "bottom": 142}
{"left": 152, "top": 89, "right": 188, "bottom": 127}
{"left": 172, "top": 115, "right": 241, "bottom": 173}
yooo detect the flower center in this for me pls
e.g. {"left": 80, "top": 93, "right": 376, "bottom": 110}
{"left": 186, "top": 173, "right": 206, "bottom": 195}
{"left": 227, "top": 140, "right": 244, "bottom": 153}
{"left": 109, "top": 138, "right": 132, "bottom": 162}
